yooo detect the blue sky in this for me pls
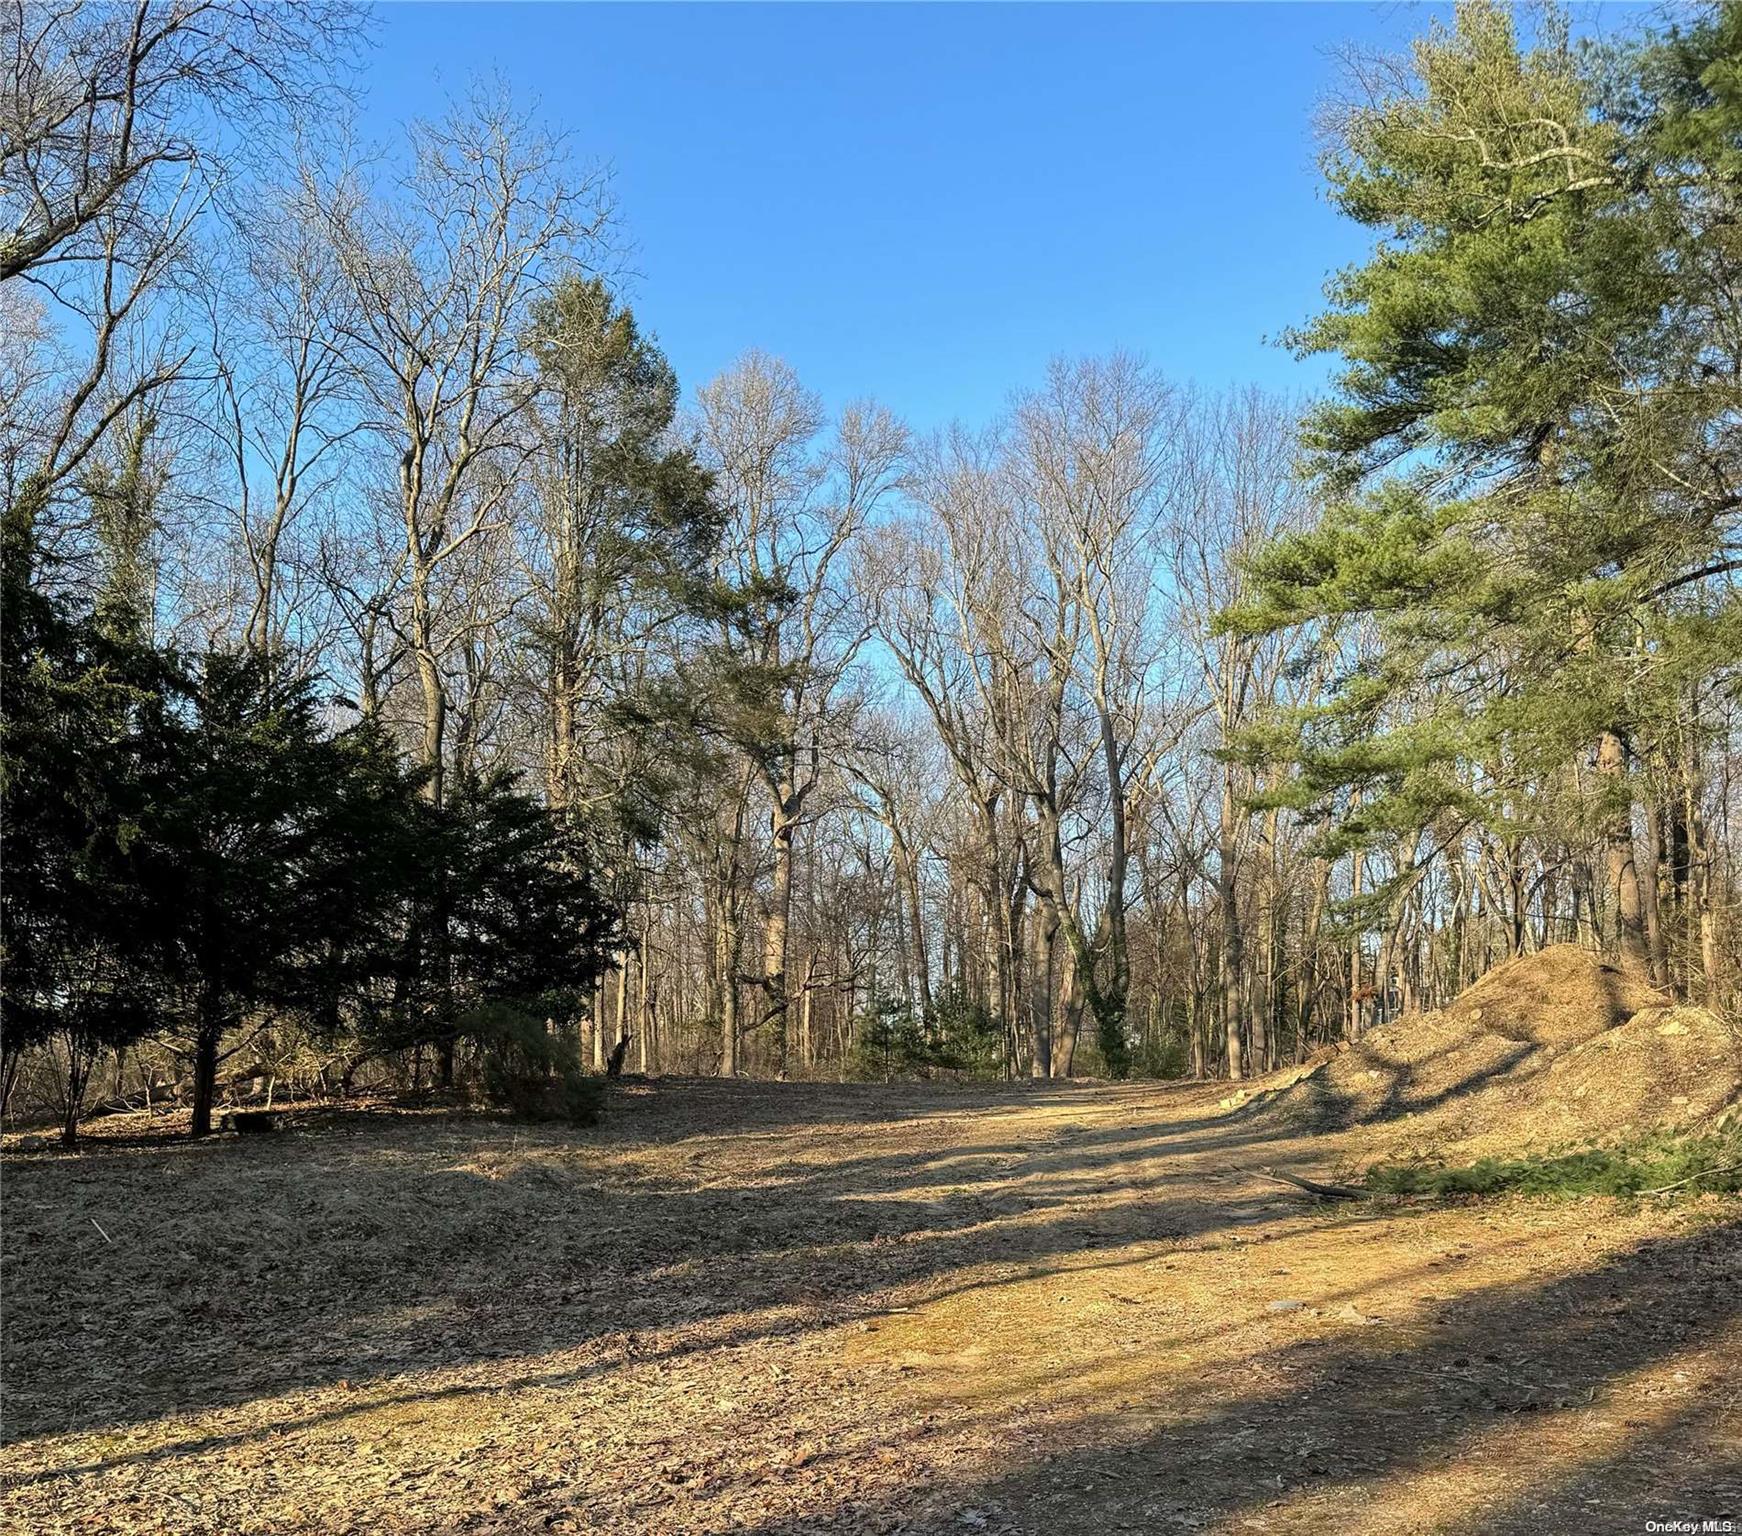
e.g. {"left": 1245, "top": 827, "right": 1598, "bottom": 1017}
{"left": 362, "top": 3, "right": 1460, "bottom": 428}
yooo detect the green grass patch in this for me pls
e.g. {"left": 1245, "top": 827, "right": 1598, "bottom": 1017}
{"left": 1363, "top": 1131, "right": 1742, "bottom": 1199}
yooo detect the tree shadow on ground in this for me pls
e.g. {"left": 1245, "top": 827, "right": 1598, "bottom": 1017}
{"left": 717, "top": 1217, "right": 1742, "bottom": 1535}
{"left": 600, "top": 1075, "right": 1121, "bottom": 1138}
{"left": 1241, "top": 1034, "right": 1542, "bottom": 1133}
{"left": 6, "top": 1078, "right": 1736, "bottom": 1536}
{"left": 0, "top": 1081, "right": 1313, "bottom": 1451}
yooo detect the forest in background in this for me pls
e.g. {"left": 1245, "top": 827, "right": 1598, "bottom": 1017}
{"left": 3, "top": 1, "right": 1740, "bottom": 1143}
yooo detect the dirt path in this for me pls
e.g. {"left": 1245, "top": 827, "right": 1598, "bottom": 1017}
{"left": 3, "top": 1079, "right": 1738, "bottom": 1534}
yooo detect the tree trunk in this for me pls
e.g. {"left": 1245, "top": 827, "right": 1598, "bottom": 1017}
{"left": 548, "top": 653, "right": 575, "bottom": 808}
{"left": 1688, "top": 762, "right": 1721, "bottom": 1003}
{"left": 1596, "top": 729, "right": 1650, "bottom": 972}
{"left": 190, "top": 993, "right": 223, "bottom": 1140}
{"left": 800, "top": 960, "right": 815, "bottom": 1073}
{"left": 1188, "top": 989, "right": 1205, "bottom": 1079}
{"left": 637, "top": 921, "right": 652, "bottom": 1075}
{"left": 1096, "top": 699, "right": 1132, "bottom": 1077}
{"left": 1639, "top": 801, "right": 1670, "bottom": 988}
{"left": 895, "top": 830, "right": 931, "bottom": 1018}
{"left": 591, "top": 977, "right": 606, "bottom": 1072}
{"left": 1247, "top": 801, "right": 1280, "bottom": 1074}
{"left": 1218, "top": 764, "right": 1245, "bottom": 1080}
{"left": 413, "top": 627, "right": 445, "bottom": 808}
{"left": 1299, "top": 856, "right": 1330, "bottom": 1049}
{"left": 60, "top": 1070, "right": 82, "bottom": 1148}
{"left": 1, "top": 1043, "right": 21, "bottom": 1122}
{"left": 719, "top": 901, "right": 740, "bottom": 1078}
{"left": 982, "top": 870, "right": 1009, "bottom": 1077}
{"left": 1027, "top": 898, "right": 1056, "bottom": 1080}
{"left": 762, "top": 784, "right": 799, "bottom": 1078}
{"left": 1347, "top": 845, "right": 1365, "bottom": 1041}
{"left": 613, "top": 950, "right": 631, "bottom": 1055}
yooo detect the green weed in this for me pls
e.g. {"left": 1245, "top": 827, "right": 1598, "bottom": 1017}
{"left": 1363, "top": 1131, "right": 1742, "bottom": 1199}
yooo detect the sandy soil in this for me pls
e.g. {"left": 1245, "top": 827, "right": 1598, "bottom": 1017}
{"left": 3, "top": 1077, "right": 1738, "bottom": 1535}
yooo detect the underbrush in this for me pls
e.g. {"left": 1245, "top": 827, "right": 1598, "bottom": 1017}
{"left": 846, "top": 989, "right": 1006, "bottom": 1081}
{"left": 474, "top": 1004, "right": 603, "bottom": 1123}
{"left": 1363, "top": 1130, "right": 1742, "bottom": 1199}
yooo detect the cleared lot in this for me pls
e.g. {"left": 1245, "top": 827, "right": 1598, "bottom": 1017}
{"left": 3, "top": 1078, "right": 1738, "bottom": 1534}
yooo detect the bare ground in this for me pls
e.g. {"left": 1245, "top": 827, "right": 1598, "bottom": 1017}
{"left": 2, "top": 1076, "right": 1739, "bottom": 1536}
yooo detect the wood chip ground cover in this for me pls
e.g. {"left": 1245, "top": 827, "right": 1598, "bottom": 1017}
{"left": 3, "top": 1078, "right": 1738, "bottom": 1534}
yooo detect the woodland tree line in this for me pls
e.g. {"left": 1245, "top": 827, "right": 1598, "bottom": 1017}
{"left": 3, "top": 2, "right": 1739, "bottom": 1142}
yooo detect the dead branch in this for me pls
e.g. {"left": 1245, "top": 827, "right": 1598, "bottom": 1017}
{"left": 1251, "top": 1166, "right": 1372, "bottom": 1201}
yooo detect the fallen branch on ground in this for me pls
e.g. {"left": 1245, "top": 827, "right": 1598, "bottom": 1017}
{"left": 1251, "top": 1166, "right": 1372, "bottom": 1201}
{"left": 1641, "top": 1160, "right": 1742, "bottom": 1196}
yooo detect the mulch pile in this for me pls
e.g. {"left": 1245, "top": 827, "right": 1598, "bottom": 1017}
{"left": 1254, "top": 945, "right": 1742, "bottom": 1159}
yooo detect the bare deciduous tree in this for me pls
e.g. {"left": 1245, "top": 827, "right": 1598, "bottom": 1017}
{"left": 312, "top": 89, "right": 608, "bottom": 805}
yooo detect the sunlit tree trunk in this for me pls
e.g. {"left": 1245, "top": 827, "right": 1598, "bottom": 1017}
{"left": 1597, "top": 729, "right": 1650, "bottom": 972}
{"left": 1218, "top": 760, "right": 1246, "bottom": 1080}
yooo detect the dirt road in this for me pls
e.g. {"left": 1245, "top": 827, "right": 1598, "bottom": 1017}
{"left": 3, "top": 1078, "right": 1738, "bottom": 1534}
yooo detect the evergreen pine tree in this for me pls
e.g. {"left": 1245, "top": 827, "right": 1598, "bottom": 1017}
{"left": 1223, "top": 2, "right": 1741, "bottom": 971}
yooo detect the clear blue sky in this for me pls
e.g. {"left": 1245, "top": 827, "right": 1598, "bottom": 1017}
{"left": 362, "top": 3, "right": 1457, "bottom": 428}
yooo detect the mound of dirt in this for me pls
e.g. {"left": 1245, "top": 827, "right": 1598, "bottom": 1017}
{"left": 1437, "top": 944, "right": 1666, "bottom": 1046}
{"left": 1528, "top": 1003, "right": 1742, "bottom": 1148}
{"left": 1255, "top": 945, "right": 1742, "bottom": 1160}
